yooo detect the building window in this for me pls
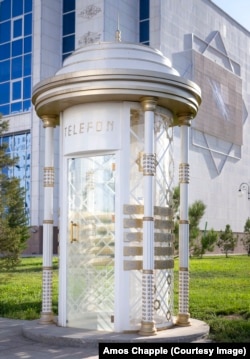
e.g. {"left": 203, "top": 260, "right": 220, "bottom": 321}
{"left": 0, "top": 0, "right": 32, "bottom": 116}
{"left": 62, "top": 0, "right": 75, "bottom": 61}
{"left": 12, "top": 80, "right": 22, "bottom": 101}
{"left": 139, "top": 0, "right": 150, "bottom": 45}
{"left": 13, "top": 17, "right": 23, "bottom": 38}
{"left": 12, "top": 0, "right": 23, "bottom": 17}
{"left": 0, "top": 131, "right": 31, "bottom": 222}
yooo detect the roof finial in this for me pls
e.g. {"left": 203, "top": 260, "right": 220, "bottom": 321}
{"left": 115, "top": 13, "right": 121, "bottom": 42}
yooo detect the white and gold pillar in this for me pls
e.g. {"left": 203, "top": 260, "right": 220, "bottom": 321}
{"left": 139, "top": 97, "right": 158, "bottom": 336}
{"left": 40, "top": 115, "right": 57, "bottom": 324}
{"left": 176, "top": 114, "right": 192, "bottom": 326}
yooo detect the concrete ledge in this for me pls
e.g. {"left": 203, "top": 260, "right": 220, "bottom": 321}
{"left": 22, "top": 318, "right": 210, "bottom": 347}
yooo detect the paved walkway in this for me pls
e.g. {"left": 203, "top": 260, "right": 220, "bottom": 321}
{"left": 0, "top": 317, "right": 210, "bottom": 359}
{"left": 0, "top": 318, "right": 98, "bottom": 359}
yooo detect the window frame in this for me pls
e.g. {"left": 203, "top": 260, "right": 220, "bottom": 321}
{"left": 12, "top": 16, "right": 23, "bottom": 40}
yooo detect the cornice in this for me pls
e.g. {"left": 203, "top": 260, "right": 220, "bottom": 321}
{"left": 32, "top": 69, "right": 201, "bottom": 123}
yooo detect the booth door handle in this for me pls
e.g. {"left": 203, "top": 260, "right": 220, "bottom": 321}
{"left": 70, "top": 221, "right": 78, "bottom": 243}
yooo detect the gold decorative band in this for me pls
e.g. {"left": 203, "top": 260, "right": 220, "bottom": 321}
{"left": 124, "top": 232, "right": 143, "bottom": 242}
{"left": 179, "top": 219, "right": 189, "bottom": 224}
{"left": 179, "top": 163, "right": 189, "bottom": 183}
{"left": 124, "top": 260, "right": 142, "bottom": 271}
{"left": 123, "top": 204, "right": 144, "bottom": 215}
{"left": 124, "top": 218, "right": 173, "bottom": 229}
{"left": 154, "top": 206, "right": 173, "bottom": 217}
{"left": 123, "top": 246, "right": 173, "bottom": 257}
{"left": 179, "top": 267, "right": 189, "bottom": 271}
{"left": 43, "top": 220, "right": 54, "bottom": 224}
{"left": 155, "top": 219, "right": 173, "bottom": 230}
{"left": 177, "top": 114, "right": 193, "bottom": 126}
{"left": 44, "top": 167, "right": 54, "bottom": 187}
{"left": 123, "top": 232, "right": 174, "bottom": 242}
{"left": 143, "top": 153, "right": 157, "bottom": 176}
{"left": 124, "top": 246, "right": 143, "bottom": 256}
{"left": 123, "top": 204, "right": 173, "bottom": 217}
{"left": 140, "top": 97, "right": 158, "bottom": 112}
{"left": 142, "top": 269, "right": 153, "bottom": 274}
{"left": 43, "top": 266, "right": 53, "bottom": 270}
{"left": 123, "top": 218, "right": 143, "bottom": 228}
{"left": 154, "top": 246, "right": 173, "bottom": 256}
{"left": 41, "top": 115, "right": 59, "bottom": 128}
{"left": 155, "top": 259, "right": 174, "bottom": 269}
{"left": 154, "top": 233, "right": 174, "bottom": 242}
{"left": 143, "top": 216, "right": 154, "bottom": 221}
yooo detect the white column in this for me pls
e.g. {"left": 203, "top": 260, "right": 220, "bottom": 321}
{"left": 176, "top": 115, "right": 192, "bottom": 326}
{"left": 139, "top": 97, "right": 157, "bottom": 336}
{"left": 40, "top": 115, "right": 57, "bottom": 324}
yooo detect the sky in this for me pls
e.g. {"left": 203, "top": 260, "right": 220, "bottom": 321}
{"left": 212, "top": 0, "right": 250, "bottom": 31}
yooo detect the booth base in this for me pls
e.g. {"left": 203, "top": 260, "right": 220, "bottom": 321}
{"left": 22, "top": 317, "right": 210, "bottom": 347}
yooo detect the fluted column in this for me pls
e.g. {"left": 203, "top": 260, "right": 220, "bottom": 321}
{"left": 40, "top": 115, "right": 57, "bottom": 324}
{"left": 176, "top": 114, "right": 192, "bottom": 326}
{"left": 139, "top": 97, "right": 157, "bottom": 336}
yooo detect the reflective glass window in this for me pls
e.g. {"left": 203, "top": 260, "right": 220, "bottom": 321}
{"left": 139, "top": 0, "right": 150, "bottom": 45}
{"left": 15, "top": 133, "right": 25, "bottom": 149}
{"left": 13, "top": 17, "right": 23, "bottom": 37}
{"left": 140, "top": 20, "right": 149, "bottom": 42}
{"left": 0, "top": 21, "right": 11, "bottom": 43}
{"left": 62, "top": 0, "right": 75, "bottom": 60}
{"left": 0, "top": 59, "right": 10, "bottom": 81}
{"left": 12, "top": 39, "right": 23, "bottom": 56}
{"left": 12, "top": 0, "right": 23, "bottom": 17}
{"left": 0, "top": 0, "right": 32, "bottom": 116}
{"left": 11, "top": 56, "right": 22, "bottom": 78}
{"left": 23, "top": 53, "right": 31, "bottom": 76}
{"left": 0, "top": 43, "right": 10, "bottom": 60}
{"left": 0, "top": 104, "right": 9, "bottom": 115}
{"left": 24, "top": 13, "right": 31, "bottom": 35}
{"left": 63, "top": 0, "right": 75, "bottom": 13}
{"left": 11, "top": 101, "right": 22, "bottom": 112}
{"left": 0, "top": 82, "right": 10, "bottom": 104}
{"left": 0, "top": 131, "right": 31, "bottom": 222}
{"left": 23, "top": 99, "right": 30, "bottom": 111}
{"left": 23, "top": 76, "right": 30, "bottom": 98}
{"left": 63, "top": 12, "right": 75, "bottom": 36}
{"left": 24, "top": 0, "right": 32, "bottom": 13}
{"left": 24, "top": 35, "right": 31, "bottom": 53}
{"left": 0, "top": 0, "right": 11, "bottom": 21}
{"left": 2, "top": 135, "right": 10, "bottom": 152}
{"left": 12, "top": 80, "right": 22, "bottom": 100}
{"left": 63, "top": 35, "right": 75, "bottom": 54}
{"left": 140, "top": 0, "right": 149, "bottom": 19}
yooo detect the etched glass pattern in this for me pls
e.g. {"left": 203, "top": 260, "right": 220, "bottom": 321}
{"left": 67, "top": 155, "right": 115, "bottom": 330}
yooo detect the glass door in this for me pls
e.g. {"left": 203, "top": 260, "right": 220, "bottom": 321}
{"left": 67, "top": 154, "right": 115, "bottom": 330}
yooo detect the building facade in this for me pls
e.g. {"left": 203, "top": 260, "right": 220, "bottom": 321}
{"left": 0, "top": 0, "right": 250, "bottom": 253}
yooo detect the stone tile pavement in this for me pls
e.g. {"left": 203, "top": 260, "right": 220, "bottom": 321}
{"left": 0, "top": 318, "right": 98, "bottom": 359}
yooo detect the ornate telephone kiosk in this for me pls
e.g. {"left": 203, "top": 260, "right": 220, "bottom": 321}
{"left": 32, "top": 40, "right": 201, "bottom": 334}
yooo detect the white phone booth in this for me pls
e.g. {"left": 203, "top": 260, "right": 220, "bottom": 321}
{"left": 32, "top": 41, "right": 201, "bottom": 334}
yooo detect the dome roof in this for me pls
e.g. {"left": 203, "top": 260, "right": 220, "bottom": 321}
{"left": 57, "top": 42, "right": 179, "bottom": 76}
{"left": 32, "top": 41, "right": 201, "bottom": 119}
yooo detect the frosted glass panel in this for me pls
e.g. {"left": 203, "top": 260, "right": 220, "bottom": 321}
{"left": 67, "top": 154, "right": 115, "bottom": 330}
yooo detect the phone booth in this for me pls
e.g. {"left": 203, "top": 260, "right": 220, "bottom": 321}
{"left": 32, "top": 41, "right": 201, "bottom": 334}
